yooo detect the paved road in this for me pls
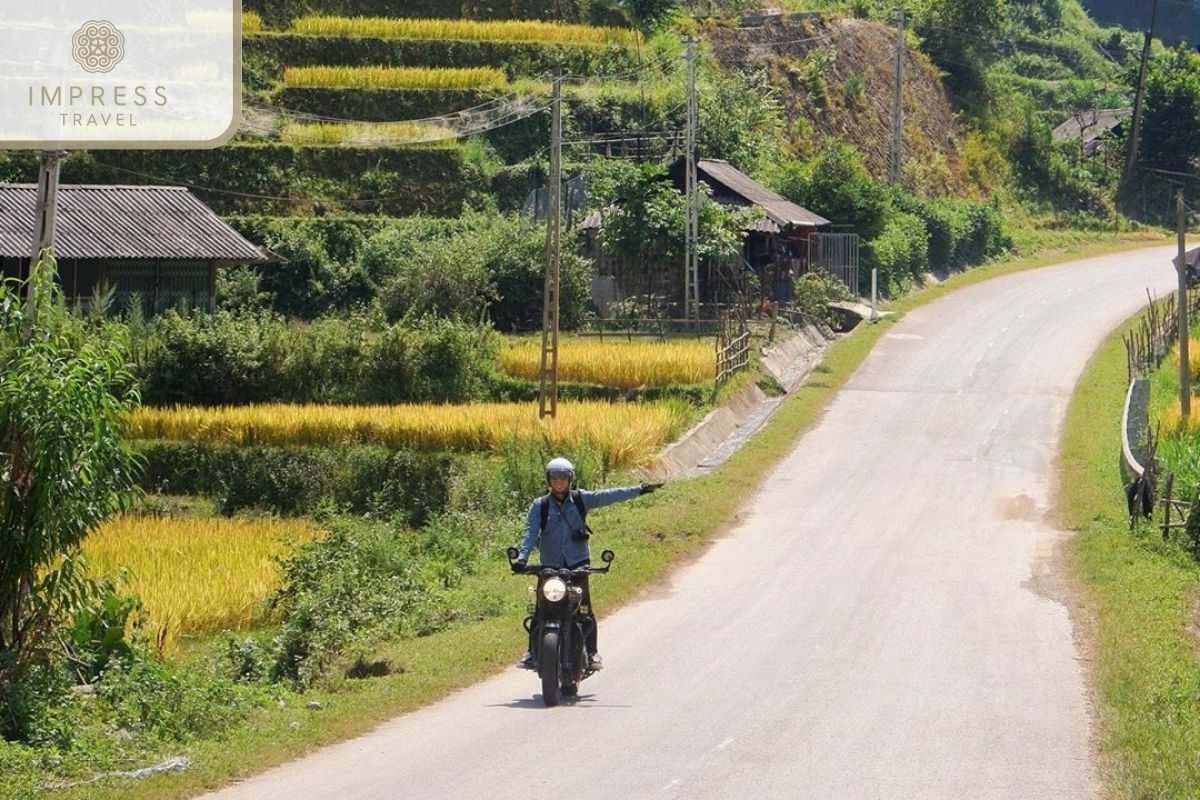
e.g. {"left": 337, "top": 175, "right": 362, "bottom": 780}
{"left": 202, "top": 247, "right": 1178, "bottom": 800}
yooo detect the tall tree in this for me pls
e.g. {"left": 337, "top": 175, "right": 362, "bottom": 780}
{"left": 1139, "top": 44, "right": 1200, "bottom": 174}
{"left": 0, "top": 253, "right": 140, "bottom": 710}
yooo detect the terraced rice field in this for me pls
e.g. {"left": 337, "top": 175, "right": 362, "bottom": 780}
{"left": 84, "top": 515, "right": 320, "bottom": 649}
{"left": 129, "top": 400, "right": 691, "bottom": 467}
{"left": 498, "top": 339, "right": 716, "bottom": 391}
{"left": 282, "top": 65, "right": 508, "bottom": 90}
{"left": 288, "top": 16, "right": 640, "bottom": 47}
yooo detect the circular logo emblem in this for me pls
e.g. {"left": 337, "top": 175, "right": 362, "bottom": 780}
{"left": 71, "top": 20, "right": 125, "bottom": 74}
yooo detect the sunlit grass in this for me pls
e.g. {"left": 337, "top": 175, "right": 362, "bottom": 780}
{"left": 289, "top": 16, "right": 640, "bottom": 48}
{"left": 129, "top": 401, "right": 692, "bottom": 468}
{"left": 498, "top": 339, "right": 715, "bottom": 390}
{"left": 84, "top": 515, "right": 320, "bottom": 650}
{"left": 282, "top": 65, "right": 508, "bottom": 90}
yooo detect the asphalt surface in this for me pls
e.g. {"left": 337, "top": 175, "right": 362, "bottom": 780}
{"left": 201, "top": 246, "right": 1178, "bottom": 800}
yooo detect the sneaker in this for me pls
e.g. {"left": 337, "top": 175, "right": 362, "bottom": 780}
{"left": 518, "top": 652, "right": 535, "bottom": 670}
{"left": 587, "top": 652, "right": 603, "bottom": 671}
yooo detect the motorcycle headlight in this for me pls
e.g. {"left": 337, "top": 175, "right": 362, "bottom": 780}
{"left": 542, "top": 577, "right": 567, "bottom": 602}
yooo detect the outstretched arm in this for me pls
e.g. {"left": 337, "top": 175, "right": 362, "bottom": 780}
{"left": 578, "top": 485, "right": 643, "bottom": 510}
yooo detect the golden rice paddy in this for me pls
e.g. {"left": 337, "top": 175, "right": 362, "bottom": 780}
{"left": 282, "top": 65, "right": 508, "bottom": 90}
{"left": 289, "top": 16, "right": 640, "bottom": 48}
{"left": 84, "top": 515, "right": 320, "bottom": 649}
{"left": 498, "top": 339, "right": 716, "bottom": 391}
{"left": 279, "top": 121, "right": 457, "bottom": 146}
{"left": 130, "top": 401, "right": 691, "bottom": 467}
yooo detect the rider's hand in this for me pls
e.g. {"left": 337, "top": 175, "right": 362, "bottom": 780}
{"left": 640, "top": 482, "right": 664, "bottom": 495}
{"left": 511, "top": 558, "right": 527, "bottom": 573}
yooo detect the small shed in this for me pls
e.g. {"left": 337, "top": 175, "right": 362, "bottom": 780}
{"left": 580, "top": 159, "right": 833, "bottom": 313}
{"left": 675, "top": 158, "right": 831, "bottom": 279}
{"left": 1052, "top": 109, "right": 1129, "bottom": 159}
{"left": 0, "top": 184, "right": 272, "bottom": 314}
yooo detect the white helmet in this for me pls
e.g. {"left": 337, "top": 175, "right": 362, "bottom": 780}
{"left": 545, "top": 457, "right": 575, "bottom": 482}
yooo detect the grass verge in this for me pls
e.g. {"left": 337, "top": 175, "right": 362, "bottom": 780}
{"left": 54, "top": 230, "right": 1172, "bottom": 799}
{"left": 1062, "top": 307, "right": 1200, "bottom": 799}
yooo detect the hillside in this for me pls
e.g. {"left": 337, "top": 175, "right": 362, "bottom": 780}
{"left": 708, "top": 15, "right": 966, "bottom": 193}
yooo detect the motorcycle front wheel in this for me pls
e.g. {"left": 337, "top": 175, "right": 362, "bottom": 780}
{"left": 539, "top": 630, "right": 560, "bottom": 707}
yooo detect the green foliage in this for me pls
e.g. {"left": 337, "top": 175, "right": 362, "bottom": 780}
{"left": 132, "top": 309, "right": 501, "bottom": 406}
{"left": 137, "top": 442, "right": 456, "bottom": 523}
{"left": 270, "top": 520, "right": 439, "bottom": 688}
{"left": 0, "top": 254, "right": 141, "bottom": 711}
{"left": 54, "top": 144, "right": 470, "bottom": 217}
{"left": 137, "top": 309, "right": 288, "bottom": 406}
{"left": 863, "top": 210, "right": 930, "bottom": 295}
{"left": 1139, "top": 44, "right": 1200, "bottom": 175}
{"left": 773, "top": 140, "right": 889, "bottom": 241}
{"left": 64, "top": 579, "right": 143, "bottom": 684}
{"left": 601, "top": 162, "right": 754, "bottom": 283}
{"left": 698, "top": 63, "right": 786, "bottom": 176}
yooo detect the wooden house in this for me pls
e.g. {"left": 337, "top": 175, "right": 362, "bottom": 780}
{"left": 0, "top": 184, "right": 272, "bottom": 314}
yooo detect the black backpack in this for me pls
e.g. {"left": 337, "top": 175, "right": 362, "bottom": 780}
{"left": 539, "top": 490, "right": 591, "bottom": 540}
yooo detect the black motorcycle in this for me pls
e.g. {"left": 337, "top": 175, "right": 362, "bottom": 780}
{"left": 507, "top": 547, "right": 614, "bottom": 706}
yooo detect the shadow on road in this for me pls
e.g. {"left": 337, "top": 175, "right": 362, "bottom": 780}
{"left": 488, "top": 694, "right": 632, "bottom": 710}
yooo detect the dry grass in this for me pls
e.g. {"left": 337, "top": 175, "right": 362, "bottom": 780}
{"left": 498, "top": 339, "right": 715, "bottom": 390}
{"left": 84, "top": 515, "right": 320, "bottom": 649}
{"left": 130, "top": 401, "right": 691, "bottom": 467}
{"left": 289, "top": 16, "right": 640, "bottom": 48}
{"left": 282, "top": 65, "right": 508, "bottom": 90}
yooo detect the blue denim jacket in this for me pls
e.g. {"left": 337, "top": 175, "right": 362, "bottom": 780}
{"left": 518, "top": 486, "right": 642, "bottom": 567}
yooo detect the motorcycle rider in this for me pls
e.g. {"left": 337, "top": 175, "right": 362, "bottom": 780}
{"left": 514, "top": 457, "right": 662, "bottom": 671}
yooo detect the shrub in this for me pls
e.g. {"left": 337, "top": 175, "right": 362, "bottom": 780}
{"left": 137, "top": 309, "right": 289, "bottom": 406}
{"left": 270, "top": 521, "right": 438, "bottom": 687}
{"left": 136, "top": 442, "right": 456, "bottom": 524}
{"left": 862, "top": 210, "right": 930, "bottom": 295}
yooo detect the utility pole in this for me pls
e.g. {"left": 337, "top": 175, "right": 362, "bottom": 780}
{"left": 1124, "top": 0, "right": 1160, "bottom": 185}
{"left": 1178, "top": 186, "right": 1190, "bottom": 419}
{"left": 684, "top": 36, "right": 700, "bottom": 323}
{"left": 889, "top": 7, "right": 905, "bottom": 186}
{"left": 27, "top": 149, "right": 65, "bottom": 320}
{"left": 538, "top": 77, "right": 562, "bottom": 419}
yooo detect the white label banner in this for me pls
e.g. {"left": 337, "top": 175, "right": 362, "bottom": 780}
{"left": 0, "top": 0, "right": 240, "bottom": 148}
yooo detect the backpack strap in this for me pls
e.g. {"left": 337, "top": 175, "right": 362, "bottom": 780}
{"left": 538, "top": 490, "right": 590, "bottom": 536}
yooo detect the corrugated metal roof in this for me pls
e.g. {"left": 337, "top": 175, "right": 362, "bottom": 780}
{"left": 0, "top": 184, "right": 269, "bottom": 262}
{"left": 698, "top": 159, "right": 830, "bottom": 228}
{"left": 1051, "top": 108, "right": 1129, "bottom": 144}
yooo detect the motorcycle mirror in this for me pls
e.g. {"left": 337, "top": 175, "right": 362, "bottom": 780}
{"left": 601, "top": 549, "right": 615, "bottom": 563}
{"left": 506, "top": 547, "right": 519, "bottom": 561}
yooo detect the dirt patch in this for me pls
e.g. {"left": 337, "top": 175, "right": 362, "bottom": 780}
{"left": 1001, "top": 493, "right": 1040, "bottom": 521}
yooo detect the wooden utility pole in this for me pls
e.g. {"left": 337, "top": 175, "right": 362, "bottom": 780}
{"left": 684, "top": 36, "right": 700, "bottom": 323}
{"left": 1123, "top": 0, "right": 1160, "bottom": 184}
{"left": 26, "top": 149, "right": 65, "bottom": 319}
{"left": 538, "top": 77, "right": 563, "bottom": 419}
{"left": 1177, "top": 186, "right": 1190, "bottom": 419}
{"left": 889, "top": 8, "right": 905, "bottom": 185}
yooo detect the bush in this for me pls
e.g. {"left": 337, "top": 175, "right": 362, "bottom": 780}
{"left": 137, "top": 309, "right": 289, "bottom": 406}
{"left": 270, "top": 520, "right": 439, "bottom": 688}
{"left": 133, "top": 310, "right": 502, "bottom": 406}
{"left": 136, "top": 442, "right": 456, "bottom": 523}
{"left": 862, "top": 210, "right": 929, "bottom": 295}
{"left": 370, "top": 214, "right": 593, "bottom": 331}
{"left": 57, "top": 145, "right": 469, "bottom": 216}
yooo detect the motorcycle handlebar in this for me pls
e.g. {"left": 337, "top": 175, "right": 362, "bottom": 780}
{"left": 511, "top": 563, "right": 610, "bottom": 576}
